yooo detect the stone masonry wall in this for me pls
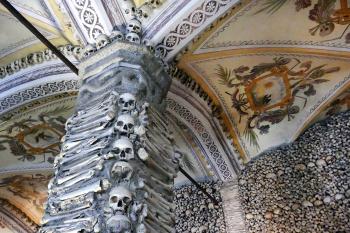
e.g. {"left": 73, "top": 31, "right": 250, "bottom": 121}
{"left": 239, "top": 111, "right": 350, "bottom": 233}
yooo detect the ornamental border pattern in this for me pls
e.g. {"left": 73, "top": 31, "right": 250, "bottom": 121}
{"left": 0, "top": 64, "right": 71, "bottom": 93}
{"left": 166, "top": 97, "right": 233, "bottom": 181}
{"left": 155, "top": 0, "right": 231, "bottom": 60}
{"left": 0, "top": 80, "right": 79, "bottom": 113}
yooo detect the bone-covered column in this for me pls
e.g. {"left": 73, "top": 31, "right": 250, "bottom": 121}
{"left": 40, "top": 42, "right": 178, "bottom": 233}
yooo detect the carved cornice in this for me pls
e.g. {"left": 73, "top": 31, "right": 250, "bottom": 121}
{"left": 155, "top": 0, "right": 237, "bottom": 60}
{"left": 0, "top": 45, "right": 81, "bottom": 79}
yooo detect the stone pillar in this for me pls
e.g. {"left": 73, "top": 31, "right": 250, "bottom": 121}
{"left": 40, "top": 42, "right": 178, "bottom": 233}
{"left": 220, "top": 180, "right": 247, "bottom": 233}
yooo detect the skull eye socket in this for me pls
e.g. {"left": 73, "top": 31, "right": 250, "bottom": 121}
{"left": 128, "top": 100, "right": 134, "bottom": 105}
{"left": 119, "top": 99, "right": 125, "bottom": 104}
{"left": 117, "top": 121, "right": 123, "bottom": 126}
{"left": 125, "top": 148, "right": 132, "bottom": 153}
{"left": 111, "top": 196, "right": 118, "bottom": 203}
{"left": 114, "top": 148, "right": 121, "bottom": 154}
{"left": 127, "top": 123, "right": 134, "bottom": 128}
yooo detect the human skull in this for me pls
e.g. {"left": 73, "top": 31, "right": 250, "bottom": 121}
{"left": 146, "top": 0, "right": 162, "bottom": 8}
{"left": 106, "top": 214, "right": 131, "bottom": 233}
{"left": 19, "top": 57, "right": 28, "bottom": 69}
{"left": 126, "top": 32, "right": 140, "bottom": 44}
{"left": 43, "top": 49, "right": 54, "bottom": 61}
{"left": 142, "top": 39, "right": 155, "bottom": 53}
{"left": 127, "top": 19, "right": 142, "bottom": 34}
{"left": 27, "top": 52, "right": 43, "bottom": 65}
{"left": 0, "top": 67, "right": 6, "bottom": 78}
{"left": 83, "top": 44, "right": 97, "bottom": 57}
{"left": 5, "top": 65, "right": 13, "bottom": 75}
{"left": 73, "top": 46, "right": 82, "bottom": 57}
{"left": 109, "top": 186, "right": 132, "bottom": 213}
{"left": 96, "top": 34, "right": 110, "bottom": 50}
{"left": 110, "top": 29, "right": 124, "bottom": 41}
{"left": 119, "top": 93, "right": 136, "bottom": 113}
{"left": 119, "top": 0, "right": 136, "bottom": 17}
{"left": 115, "top": 114, "right": 135, "bottom": 136}
{"left": 11, "top": 60, "right": 21, "bottom": 72}
{"left": 111, "top": 138, "right": 134, "bottom": 160}
{"left": 111, "top": 161, "right": 133, "bottom": 181}
{"left": 137, "top": 5, "right": 152, "bottom": 19}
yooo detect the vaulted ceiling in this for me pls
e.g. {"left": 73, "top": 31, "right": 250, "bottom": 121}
{"left": 0, "top": 0, "right": 349, "bottom": 229}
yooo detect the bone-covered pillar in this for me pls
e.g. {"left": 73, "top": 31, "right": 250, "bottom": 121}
{"left": 40, "top": 41, "right": 178, "bottom": 233}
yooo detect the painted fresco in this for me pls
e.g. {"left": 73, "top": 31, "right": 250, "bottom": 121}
{"left": 197, "top": 0, "right": 350, "bottom": 53}
{"left": 189, "top": 53, "right": 350, "bottom": 157}
{"left": 0, "top": 172, "right": 51, "bottom": 224}
{"left": 0, "top": 95, "right": 76, "bottom": 172}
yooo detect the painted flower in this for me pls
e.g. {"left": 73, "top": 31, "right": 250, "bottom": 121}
{"left": 295, "top": 0, "right": 311, "bottom": 11}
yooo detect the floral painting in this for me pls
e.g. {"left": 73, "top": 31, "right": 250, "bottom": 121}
{"left": 0, "top": 106, "right": 71, "bottom": 164}
{"left": 257, "top": 0, "right": 350, "bottom": 43}
{"left": 215, "top": 57, "right": 341, "bottom": 149}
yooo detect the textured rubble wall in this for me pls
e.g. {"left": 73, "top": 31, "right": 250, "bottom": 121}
{"left": 174, "top": 182, "right": 226, "bottom": 233}
{"left": 239, "top": 111, "right": 350, "bottom": 233}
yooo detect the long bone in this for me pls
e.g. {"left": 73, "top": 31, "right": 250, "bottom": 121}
{"left": 147, "top": 132, "right": 176, "bottom": 157}
{"left": 62, "top": 136, "right": 110, "bottom": 158}
{"left": 146, "top": 207, "right": 174, "bottom": 227}
{"left": 61, "top": 130, "right": 112, "bottom": 156}
{"left": 61, "top": 151, "right": 102, "bottom": 170}
{"left": 145, "top": 191, "right": 174, "bottom": 216}
{"left": 69, "top": 111, "right": 116, "bottom": 133}
{"left": 145, "top": 196, "right": 174, "bottom": 222}
{"left": 75, "top": 91, "right": 119, "bottom": 114}
{"left": 55, "top": 169, "right": 96, "bottom": 188}
{"left": 43, "top": 216, "right": 97, "bottom": 233}
{"left": 58, "top": 179, "right": 110, "bottom": 201}
{"left": 71, "top": 109, "right": 116, "bottom": 126}
{"left": 145, "top": 218, "right": 173, "bottom": 233}
{"left": 144, "top": 143, "right": 177, "bottom": 170}
{"left": 143, "top": 183, "right": 173, "bottom": 205}
{"left": 79, "top": 90, "right": 119, "bottom": 110}
{"left": 74, "top": 99, "right": 117, "bottom": 119}
{"left": 144, "top": 222, "right": 167, "bottom": 233}
{"left": 73, "top": 91, "right": 118, "bottom": 118}
{"left": 72, "top": 104, "right": 116, "bottom": 122}
{"left": 138, "top": 149, "right": 176, "bottom": 181}
{"left": 49, "top": 193, "right": 94, "bottom": 215}
{"left": 65, "top": 125, "right": 114, "bottom": 142}
{"left": 60, "top": 156, "right": 104, "bottom": 176}
{"left": 66, "top": 122, "right": 111, "bottom": 138}
{"left": 69, "top": 119, "right": 112, "bottom": 136}
{"left": 142, "top": 182, "right": 173, "bottom": 203}
{"left": 144, "top": 140, "right": 177, "bottom": 165}
{"left": 41, "top": 210, "right": 84, "bottom": 225}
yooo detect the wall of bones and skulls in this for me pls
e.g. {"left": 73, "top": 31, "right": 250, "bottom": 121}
{"left": 174, "top": 182, "right": 226, "bottom": 233}
{"left": 239, "top": 110, "right": 350, "bottom": 233}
